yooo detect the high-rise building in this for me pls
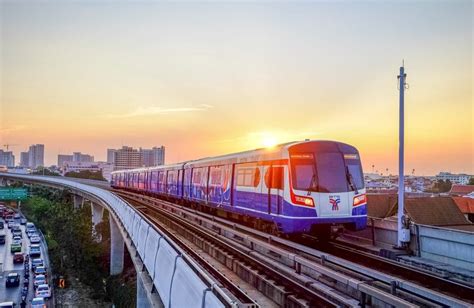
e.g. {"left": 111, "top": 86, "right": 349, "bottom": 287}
{"left": 28, "top": 144, "right": 44, "bottom": 169}
{"left": 108, "top": 146, "right": 166, "bottom": 170}
{"left": 20, "top": 152, "right": 29, "bottom": 167}
{"left": 0, "top": 150, "right": 15, "bottom": 167}
{"left": 72, "top": 152, "right": 94, "bottom": 163}
{"left": 114, "top": 146, "right": 143, "bottom": 170}
{"left": 107, "top": 149, "right": 117, "bottom": 164}
{"left": 57, "top": 154, "right": 73, "bottom": 167}
{"left": 141, "top": 146, "right": 165, "bottom": 167}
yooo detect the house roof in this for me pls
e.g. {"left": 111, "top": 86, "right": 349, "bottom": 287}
{"left": 452, "top": 197, "right": 474, "bottom": 214}
{"left": 367, "top": 194, "right": 471, "bottom": 226}
{"left": 367, "top": 194, "right": 396, "bottom": 218}
{"left": 449, "top": 184, "right": 474, "bottom": 195}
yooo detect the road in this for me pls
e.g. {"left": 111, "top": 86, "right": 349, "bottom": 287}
{"left": 0, "top": 217, "right": 52, "bottom": 307}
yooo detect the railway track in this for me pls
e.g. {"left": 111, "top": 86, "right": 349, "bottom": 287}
{"left": 123, "top": 195, "right": 338, "bottom": 307}
{"left": 113, "top": 189, "right": 473, "bottom": 307}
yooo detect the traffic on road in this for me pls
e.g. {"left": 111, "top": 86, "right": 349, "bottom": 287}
{"left": 0, "top": 204, "right": 52, "bottom": 307}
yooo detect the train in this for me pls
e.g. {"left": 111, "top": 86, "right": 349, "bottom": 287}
{"left": 110, "top": 140, "right": 367, "bottom": 237}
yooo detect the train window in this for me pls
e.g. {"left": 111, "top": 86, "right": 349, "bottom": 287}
{"left": 158, "top": 172, "right": 165, "bottom": 184}
{"left": 236, "top": 166, "right": 260, "bottom": 187}
{"left": 192, "top": 168, "right": 202, "bottom": 184}
{"left": 168, "top": 171, "right": 176, "bottom": 184}
{"left": 265, "top": 166, "right": 284, "bottom": 190}
{"left": 210, "top": 166, "right": 222, "bottom": 185}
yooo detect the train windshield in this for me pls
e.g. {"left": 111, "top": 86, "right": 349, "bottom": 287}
{"left": 290, "top": 148, "right": 364, "bottom": 193}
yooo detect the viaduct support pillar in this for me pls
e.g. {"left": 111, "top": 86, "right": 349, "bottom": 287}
{"left": 73, "top": 195, "right": 84, "bottom": 210}
{"left": 136, "top": 271, "right": 154, "bottom": 308}
{"left": 109, "top": 215, "right": 124, "bottom": 275}
{"left": 91, "top": 203, "right": 104, "bottom": 241}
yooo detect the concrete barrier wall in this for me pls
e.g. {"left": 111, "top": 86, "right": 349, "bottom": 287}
{"left": 0, "top": 174, "right": 226, "bottom": 308}
{"left": 417, "top": 225, "right": 474, "bottom": 271}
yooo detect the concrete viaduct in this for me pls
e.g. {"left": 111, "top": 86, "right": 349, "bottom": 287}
{"left": 0, "top": 174, "right": 231, "bottom": 308}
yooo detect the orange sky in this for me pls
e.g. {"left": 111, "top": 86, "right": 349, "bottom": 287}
{"left": 0, "top": 2, "right": 472, "bottom": 175}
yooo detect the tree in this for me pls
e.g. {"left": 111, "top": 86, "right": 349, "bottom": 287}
{"left": 65, "top": 170, "right": 106, "bottom": 181}
{"left": 434, "top": 179, "right": 452, "bottom": 193}
{"left": 31, "top": 167, "right": 60, "bottom": 176}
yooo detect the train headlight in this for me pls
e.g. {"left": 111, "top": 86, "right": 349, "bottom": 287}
{"left": 353, "top": 194, "right": 367, "bottom": 207}
{"left": 294, "top": 195, "right": 314, "bottom": 207}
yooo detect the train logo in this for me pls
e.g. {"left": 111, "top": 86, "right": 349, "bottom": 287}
{"left": 329, "top": 196, "right": 341, "bottom": 211}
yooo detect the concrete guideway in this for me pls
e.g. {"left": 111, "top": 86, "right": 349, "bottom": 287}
{"left": 117, "top": 190, "right": 473, "bottom": 308}
{"left": 0, "top": 174, "right": 232, "bottom": 308}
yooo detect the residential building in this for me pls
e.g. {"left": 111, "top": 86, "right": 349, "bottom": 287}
{"left": 27, "top": 144, "right": 44, "bottom": 169}
{"left": 0, "top": 150, "right": 15, "bottom": 167}
{"left": 58, "top": 154, "right": 73, "bottom": 167}
{"left": 72, "top": 152, "right": 94, "bottom": 163}
{"left": 141, "top": 146, "right": 165, "bottom": 167}
{"left": 114, "top": 146, "right": 143, "bottom": 170}
{"left": 107, "top": 149, "right": 117, "bottom": 164}
{"left": 62, "top": 161, "right": 114, "bottom": 181}
{"left": 19, "top": 152, "right": 29, "bottom": 167}
{"left": 108, "top": 145, "right": 165, "bottom": 170}
{"left": 435, "top": 172, "right": 472, "bottom": 185}
{"left": 449, "top": 185, "right": 474, "bottom": 197}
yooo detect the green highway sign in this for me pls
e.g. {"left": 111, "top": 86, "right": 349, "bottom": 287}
{"left": 0, "top": 188, "right": 28, "bottom": 201}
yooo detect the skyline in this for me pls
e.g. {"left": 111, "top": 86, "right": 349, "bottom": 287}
{"left": 1, "top": 1, "right": 473, "bottom": 175}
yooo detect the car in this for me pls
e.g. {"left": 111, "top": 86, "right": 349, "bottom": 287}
{"left": 11, "top": 225, "right": 21, "bottom": 234}
{"left": 10, "top": 243, "right": 21, "bottom": 253}
{"left": 34, "top": 266, "right": 46, "bottom": 277}
{"left": 13, "top": 213, "right": 21, "bottom": 220}
{"left": 20, "top": 218, "right": 27, "bottom": 225}
{"left": 27, "top": 230, "right": 37, "bottom": 239}
{"left": 31, "top": 297, "right": 46, "bottom": 308}
{"left": 7, "top": 221, "right": 15, "bottom": 229}
{"left": 35, "top": 284, "right": 51, "bottom": 298}
{"left": 33, "top": 274, "right": 46, "bottom": 288}
{"left": 26, "top": 222, "right": 35, "bottom": 231}
{"left": 13, "top": 252, "right": 24, "bottom": 263}
{"left": 0, "top": 221, "right": 4, "bottom": 229}
{"left": 5, "top": 273, "right": 20, "bottom": 287}
{"left": 12, "top": 239, "right": 22, "bottom": 246}
{"left": 12, "top": 235, "right": 22, "bottom": 242}
{"left": 31, "top": 258, "right": 44, "bottom": 271}
{"left": 0, "top": 231, "right": 5, "bottom": 244}
{"left": 0, "top": 301, "right": 15, "bottom": 308}
{"left": 30, "top": 244, "right": 41, "bottom": 257}
{"left": 30, "top": 236, "right": 41, "bottom": 244}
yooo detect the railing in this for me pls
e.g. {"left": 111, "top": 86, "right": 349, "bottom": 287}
{"left": 0, "top": 174, "right": 229, "bottom": 308}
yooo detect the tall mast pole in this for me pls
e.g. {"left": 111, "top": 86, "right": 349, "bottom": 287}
{"left": 397, "top": 64, "right": 409, "bottom": 248}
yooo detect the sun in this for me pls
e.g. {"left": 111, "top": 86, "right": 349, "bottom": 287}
{"left": 262, "top": 135, "right": 278, "bottom": 148}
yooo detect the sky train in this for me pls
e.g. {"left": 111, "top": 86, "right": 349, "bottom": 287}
{"left": 111, "top": 140, "right": 367, "bottom": 237}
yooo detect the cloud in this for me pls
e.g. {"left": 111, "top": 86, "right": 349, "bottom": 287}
{"left": 105, "top": 104, "right": 213, "bottom": 118}
{"left": 0, "top": 125, "right": 27, "bottom": 135}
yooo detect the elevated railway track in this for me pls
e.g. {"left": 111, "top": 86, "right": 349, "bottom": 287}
{"left": 113, "top": 189, "right": 473, "bottom": 307}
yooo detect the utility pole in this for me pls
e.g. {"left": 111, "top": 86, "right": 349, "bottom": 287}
{"left": 397, "top": 64, "right": 410, "bottom": 248}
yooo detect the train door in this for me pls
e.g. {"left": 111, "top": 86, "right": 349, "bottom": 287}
{"left": 177, "top": 169, "right": 183, "bottom": 197}
{"left": 265, "top": 165, "right": 284, "bottom": 215}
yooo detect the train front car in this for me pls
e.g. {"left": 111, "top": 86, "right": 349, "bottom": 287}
{"left": 286, "top": 141, "right": 367, "bottom": 238}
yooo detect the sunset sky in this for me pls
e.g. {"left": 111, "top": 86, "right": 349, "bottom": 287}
{"left": 0, "top": 1, "right": 472, "bottom": 175}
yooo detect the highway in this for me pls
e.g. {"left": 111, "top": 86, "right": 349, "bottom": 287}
{"left": 0, "top": 216, "right": 52, "bottom": 307}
